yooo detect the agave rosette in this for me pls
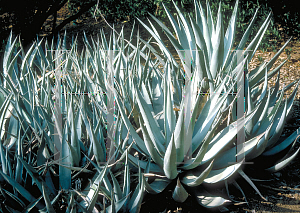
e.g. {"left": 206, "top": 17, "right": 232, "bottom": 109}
{"left": 142, "top": 0, "right": 300, "bottom": 168}
{"left": 131, "top": 0, "right": 300, "bottom": 207}
{"left": 113, "top": 54, "right": 274, "bottom": 208}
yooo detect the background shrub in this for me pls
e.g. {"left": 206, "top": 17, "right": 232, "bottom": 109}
{"left": 0, "top": 0, "right": 299, "bottom": 53}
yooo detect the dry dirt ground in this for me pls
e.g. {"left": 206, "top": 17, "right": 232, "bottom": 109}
{"left": 41, "top": 6, "right": 300, "bottom": 212}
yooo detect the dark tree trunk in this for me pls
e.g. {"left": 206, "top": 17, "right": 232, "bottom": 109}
{"left": 51, "top": 1, "right": 96, "bottom": 35}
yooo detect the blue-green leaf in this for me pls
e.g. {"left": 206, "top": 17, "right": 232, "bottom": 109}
{"left": 204, "top": 161, "right": 243, "bottom": 184}
{"left": 139, "top": 117, "right": 163, "bottom": 168}
{"left": 163, "top": 134, "right": 178, "bottom": 179}
{"left": 181, "top": 160, "right": 214, "bottom": 187}
{"left": 265, "top": 148, "right": 300, "bottom": 172}
{"left": 42, "top": 182, "right": 55, "bottom": 213}
{"left": 194, "top": 188, "right": 230, "bottom": 208}
{"left": 172, "top": 178, "right": 188, "bottom": 203}
{"left": 0, "top": 170, "right": 45, "bottom": 209}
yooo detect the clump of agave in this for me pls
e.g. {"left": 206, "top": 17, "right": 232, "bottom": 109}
{"left": 0, "top": 0, "right": 300, "bottom": 212}
{"left": 0, "top": 31, "right": 147, "bottom": 212}
{"left": 127, "top": 0, "right": 300, "bottom": 208}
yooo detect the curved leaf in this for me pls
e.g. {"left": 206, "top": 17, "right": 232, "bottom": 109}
{"left": 163, "top": 134, "right": 178, "bottom": 180}
{"left": 86, "top": 164, "right": 108, "bottom": 212}
{"left": 42, "top": 183, "right": 55, "bottom": 213}
{"left": 201, "top": 105, "right": 258, "bottom": 165}
{"left": 0, "top": 170, "right": 45, "bottom": 209}
{"left": 265, "top": 148, "right": 300, "bottom": 172}
{"left": 139, "top": 117, "right": 163, "bottom": 168}
{"left": 213, "top": 134, "right": 262, "bottom": 170}
{"left": 144, "top": 177, "right": 171, "bottom": 194}
{"left": 128, "top": 167, "right": 145, "bottom": 213}
{"left": 135, "top": 84, "right": 165, "bottom": 154}
{"left": 172, "top": 178, "right": 188, "bottom": 203}
{"left": 238, "top": 170, "right": 267, "bottom": 201}
{"left": 263, "top": 127, "right": 300, "bottom": 156}
{"left": 194, "top": 188, "right": 230, "bottom": 208}
{"left": 181, "top": 160, "right": 214, "bottom": 187}
{"left": 223, "top": 0, "right": 239, "bottom": 68}
{"left": 106, "top": 194, "right": 130, "bottom": 213}
{"left": 204, "top": 161, "right": 243, "bottom": 184}
{"left": 114, "top": 92, "right": 149, "bottom": 156}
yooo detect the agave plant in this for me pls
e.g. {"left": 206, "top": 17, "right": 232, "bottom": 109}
{"left": 137, "top": 0, "right": 300, "bottom": 165}
{"left": 1, "top": 0, "right": 300, "bottom": 210}
{"left": 0, "top": 31, "right": 149, "bottom": 212}
{"left": 111, "top": 0, "right": 300, "bottom": 209}
{"left": 114, "top": 57, "right": 261, "bottom": 208}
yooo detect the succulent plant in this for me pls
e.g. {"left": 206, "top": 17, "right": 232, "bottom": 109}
{"left": 0, "top": 31, "right": 148, "bottom": 212}
{"left": 0, "top": 0, "right": 300, "bottom": 211}
{"left": 117, "top": 0, "right": 300, "bottom": 209}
